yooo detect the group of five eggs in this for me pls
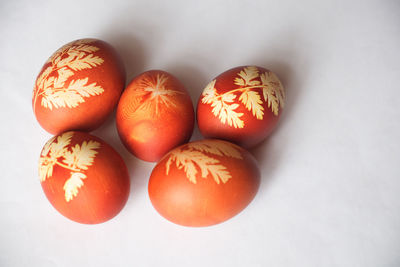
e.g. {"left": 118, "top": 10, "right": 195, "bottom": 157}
{"left": 33, "top": 38, "right": 285, "bottom": 226}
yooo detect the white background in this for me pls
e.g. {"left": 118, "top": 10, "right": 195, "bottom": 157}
{"left": 1, "top": 0, "right": 399, "bottom": 266}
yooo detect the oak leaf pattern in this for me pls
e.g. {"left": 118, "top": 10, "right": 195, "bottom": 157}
{"left": 33, "top": 40, "right": 105, "bottom": 112}
{"left": 165, "top": 140, "right": 243, "bottom": 184}
{"left": 201, "top": 66, "right": 285, "bottom": 128}
{"left": 38, "top": 132, "right": 100, "bottom": 202}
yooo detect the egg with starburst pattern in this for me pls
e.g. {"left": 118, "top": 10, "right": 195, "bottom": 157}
{"left": 197, "top": 66, "right": 285, "bottom": 148}
{"left": 116, "top": 70, "right": 194, "bottom": 162}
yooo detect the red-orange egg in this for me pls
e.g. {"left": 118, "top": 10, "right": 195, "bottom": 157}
{"left": 32, "top": 38, "right": 125, "bottom": 134}
{"left": 39, "top": 131, "right": 130, "bottom": 224}
{"left": 116, "top": 70, "right": 194, "bottom": 162}
{"left": 197, "top": 66, "right": 285, "bottom": 148}
{"left": 148, "top": 139, "right": 260, "bottom": 227}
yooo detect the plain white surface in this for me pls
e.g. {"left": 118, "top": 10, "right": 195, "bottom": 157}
{"left": 1, "top": 0, "right": 399, "bottom": 266}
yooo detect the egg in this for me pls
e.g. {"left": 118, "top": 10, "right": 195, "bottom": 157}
{"left": 148, "top": 139, "right": 260, "bottom": 227}
{"left": 116, "top": 70, "right": 194, "bottom": 162}
{"left": 197, "top": 66, "right": 285, "bottom": 148}
{"left": 32, "top": 38, "right": 125, "bottom": 134}
{"left": 39, "top": 131, "right": 130, "bottom": 224}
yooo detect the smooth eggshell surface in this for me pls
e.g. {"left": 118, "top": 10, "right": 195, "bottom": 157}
{"left": 116, "top": 70, "right": 194, "bottom": 162}
{"left": 148, "top": 139, "right": 260, "bottom": 227}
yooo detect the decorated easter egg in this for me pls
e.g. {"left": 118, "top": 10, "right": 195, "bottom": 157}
{"left": 148, "top": 139, "right": 260, "bottom": 227}
{"left": 39, "top": 131, "right": 130, "bottom": 224}
{"left": 32, "top": 38, "right": 125, "bottom": 134}
{"left": 116, "top": 70, "right": 194, "bottom": 162}
{"left": 197, "top": 66, "right": 285, "bottom": 148}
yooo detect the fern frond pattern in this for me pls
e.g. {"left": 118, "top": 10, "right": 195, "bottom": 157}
{"left": 39, "top": 132, "right": 100, "bottom": 202}
{"left": 33, "top": 40, "right": 105, "bottom": 112}
{"left": 201, "top": 66, "right": 285, "bottom": 128}
{"left": 165, "top": 140, "right": 243, "bottom": 184}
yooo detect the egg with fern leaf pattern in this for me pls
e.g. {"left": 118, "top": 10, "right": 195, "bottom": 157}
{"left": 197, "top": 66, "right": 285, "bottom": 148}
{"left": 148, "top": 139, "right": 260, "bottom": 227}
{"left": 39, "top": 131, "right": 130, "bottom": 224}
{"left": 32, "top": 38, "right": 125, "bottom": 134}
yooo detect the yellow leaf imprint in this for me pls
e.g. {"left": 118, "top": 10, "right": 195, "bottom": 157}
{"left": 33, "top": 39, "right": 104, "bottom": 113}
{"left": 239, "top": 90, "right": 264, "bottom": 120}
{"left": 202, "top": 80, "right": 244, "bottom": 128}
{"left": 201, "top": 66, "right": 285, "bottom": 127}
{"left": 38, "top": 132, "right": 100, "bottom": 202}
{"left": 64, "top": 173, "right": 87, "bottom": 202}
{"left": 165, "top": 140, "right": 243, "bottom": 184}
{"left": 260, "top": 72, "right": 285, "bottom": 116}
{"left": 122, "top": 73, "right": 183, "bottom": 119}
{"left": 234, "top": 66, "right": 261, "bottom": 87}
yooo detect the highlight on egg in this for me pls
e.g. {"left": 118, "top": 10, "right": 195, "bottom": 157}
{"left": 32, "top": 38, "right": 125, "bottom": 134}
{"left": 38, "top": 131, "right": 130, "bottom": 224}
{"left": 116, "top": 70, "right": 194, "bottom": 162}
{"left": 197, "top": 66, "right": 285, "bottom": 148}
{"left": 148, "top": 139, "right": 260, "bottom": 227}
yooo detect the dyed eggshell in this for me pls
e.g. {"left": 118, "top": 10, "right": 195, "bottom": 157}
{"left": 32, "top": 38, "right": 125, "bottom": 134}
{"left": 116, "top": 70, "right": 194, "bottom": 162}
{"left": 197, "top": 66, "right": 285, "bottom": 148}
{"left": 148, "top": 139, "right": 260, "bottom": 227}
{"left": 39, "top": 131, "right": 130, "bottom": 224}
